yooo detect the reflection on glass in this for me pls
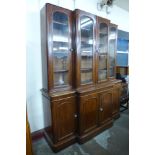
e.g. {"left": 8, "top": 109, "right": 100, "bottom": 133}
{"left": 81, "top": 70, "right": 93, "bottom": 84}
{"left": 109, "top": 27, "right": 116, "bottom": 77}
{"left": 80, "top": 16, "right": 93, "bottom": 84}
{"left": 53, "top": 23, "right": 69, "bottom": 42}
{"left": 53, "top": 52, "right": 69, "bottom": 70}
{"left": 54, "top": 72, "right": 68, "bottom": 86}
{"left": 98, "top": 23, "right": 108, "bottom": 81}
{"left": 53, "top": 12, "right": 68, "bottom": 24}
{"left": 52, "top": 12, "right": 69, "bottom": 86}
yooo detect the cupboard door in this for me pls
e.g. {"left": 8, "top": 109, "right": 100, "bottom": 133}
{"left": 79, "top": 93, "right": 99, "bottom": 134}
{"left": 52, "top": 12, "right": 70, "bottom": 87}
{"left": 109, "top": 24, "right": 117, "bottom": 78}
{"left": 75, "top": 10, "right": 96, "bottom": 87}
{"left": 99, "top": 90, "right": 113, "bottom": 125}
{"left": 96, "top": 17, "right": 110, "bottom": 82}
{"left": 47, "top": 5, "right": 73, "bottom": 90}
{"left": 53, "top": 96, "right": 77, "bottom": 142}
{"left": 113, "top": 86, "right": 121, "bottom": 115}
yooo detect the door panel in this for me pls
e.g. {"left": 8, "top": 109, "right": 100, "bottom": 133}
{"left": 80, "top": 93, "right": 98, "bottom": 133}
{"left": 113, "top": 86, "right": 121, "bottom": 114}
{"left": 99, "top": 90, "right": 113, "bottom": 125}
{"left": 53, "top": 96, "right": 77, "bottom": 141}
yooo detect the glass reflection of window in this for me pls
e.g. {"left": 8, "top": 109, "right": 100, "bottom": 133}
{"left": 52, "top": 12, "right": 70, "bottom": 86}
{"left": 80, "top": 16, "right": 94, "bottom": 84}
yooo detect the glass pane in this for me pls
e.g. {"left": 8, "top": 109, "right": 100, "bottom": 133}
{"left": 80, "top": 16, "right": 93, "bottom": 84}
{"left": 53, "top": 12, "right": 68, "bottom": 24}
{"left": 109, "top": 27, "right": 116, "bottom": 77}
{"left": 53, "top": 52, "right": 69, "bottom": 70}
{"left": 52, "top": 12, "right": 70, "bottom": 86}
{"left": 99, "top": 55, "right": 107, "bottom": 69}
{"left": 54, "top": 72, "right": 68, "bottom": 86}
{"left": 81, "top": 70, "right": 93, "bottom": 84}
{"left": 98, "top": 23, "right": 108, "bottom": 81}
{"left": 53, "top": 23, "right": 69, "bottom": 42}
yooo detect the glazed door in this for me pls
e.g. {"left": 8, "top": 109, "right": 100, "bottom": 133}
{"left": 75, "top": 10, "right": 96, "bottom": 87}
{"left": 98, "top": 89, "right": 113, "bottom": 125}
{"left": 96, "top": 17, "right": 110, "bottom": 82}
{"left": 109, "top": 24, "right": 117, "bottom": 78}
{"left": 47, "top": 5, "right": 73, "bottom": 90}
{"left": 52, "top": 96, "right": 77, "bottom": 142}
{"left": 79, "top": 93, "right": 99, "bottom": 134}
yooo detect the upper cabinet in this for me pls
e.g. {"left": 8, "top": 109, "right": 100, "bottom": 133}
{"left": 109, "top": 24, "right": 118, "bottom": 78}
{"left": 74, "top": 10, "right": 96, "bottom": 88}
{"left": 96, "top": 17, "right": 110, "bottom": 83}
{"left": 41, "top": 4, "right": 73, "bottom": 92}
{"left": 41, "top": 4, "right": 118, "bottom": 92}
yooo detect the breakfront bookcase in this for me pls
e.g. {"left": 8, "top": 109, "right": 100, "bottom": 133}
{"left": 41, "top": 3, "right": 121, "bottom": 152}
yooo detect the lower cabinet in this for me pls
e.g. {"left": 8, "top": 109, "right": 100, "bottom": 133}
{"left": 42, "top": 83, "right": 122, "bottom": 151}
{"left": 78, "top": 88, "right": 114, "bottom": 143}
{"left": 44, "top": 93, "right": 77, "bottom": 152}
{"left": 52, "top": 96, "right": 77, "bottom": 142}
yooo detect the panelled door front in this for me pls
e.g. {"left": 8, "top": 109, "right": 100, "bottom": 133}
{"left": 113, "top": 86, "right": 121, "bottom": 115}
{"left": 98, "top": 89, "right": 113, "bottom": 125}
{"left": 79, "top": 93, "right": 99, "bottom": 134}
{"left": 52, "top": 96, "right": 77, "bottom": 142}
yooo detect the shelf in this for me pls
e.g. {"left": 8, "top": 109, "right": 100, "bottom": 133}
{"left": 81, "top": 79, "right": 92, "bottom": 84}
{"left": 53, "top": 40, "right": 69, "bottom": 43}
{"left": 81, "top": 41, "right": 93, "bottom": 45}
{"left": 81, "top": 52, "right": 93, "bottom": 56}
{"left": 98, "top": 68, "right": 107, "bottom": 71}
{"left": 54, "top": 70, "right": 68, "bottom": 73}
{"left": 81, "top": 27, "right": 92, "bottom": 31}
{"left": 81, "top": 68, "right": 92, "bottom": 72}
{"left": 53, "top": 51, "right": 68, "bottom": 54}
{"left": 99, "top": 33, "right": 108, "bottom": 36}
{"left": 99, "top": 52, "right": 107, "bottom": 55}
{"left": 53, "top": 21, "right": 68, "bottom": 26}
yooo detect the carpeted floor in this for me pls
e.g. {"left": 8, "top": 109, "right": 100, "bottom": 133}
{"left": 32, "top": 110, "right": 129, "bottom": 155}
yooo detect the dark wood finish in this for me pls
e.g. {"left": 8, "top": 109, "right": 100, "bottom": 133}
{"left": 108, "top": 23, "right": 118, "bottom": 79}
{"left": 31, "top": 129, "right": 44, "bottom": 141}
{"left": 52, "top": 95, "right": 77, "bottom": 142}
{"left": 74, "top": 9, "right": 97, "bottom": 88}
{"left": 41, "top": 3, "right": 73, "bottom": 92}
{"left": 96, "top": 17, "right": 110, "bottom": 83}
{"left": 41, "top": 89, "right": 77, "bottom": 152}
{"left": 26, "top": 115, "right": 33, "bottom": 155}
{"left": 98, "top": 89, "right": 113, "bottom": 125}
{"left": 79, "top": 93, "right": 99, "bottom": 134}
{"left": 112, "top": 83, "right": 121, "bottom": 118}
{"left": 41, "top": 3, "right": 122, "bottom": 152}
{"left": 116, "top": 66, "right": 129, "bottom": 76}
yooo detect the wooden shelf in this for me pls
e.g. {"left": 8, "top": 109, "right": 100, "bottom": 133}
{"left": 54, "top": 70, "right": 68, "bottom": 73}
{"left": 99, "top": 33, "right": 108, "bottom": 36}
{"left": 98, "top": 68, "right": 107, "bottom": 71}
{"left": 81, "top": 68, "right": 92, "bottom": 72}
{"left": 53, "top": 21, "right": 68, "bottom": 26}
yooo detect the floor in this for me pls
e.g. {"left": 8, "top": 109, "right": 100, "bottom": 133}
{"left": 32, "top": 110, "right": 129, "bottom": 155}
